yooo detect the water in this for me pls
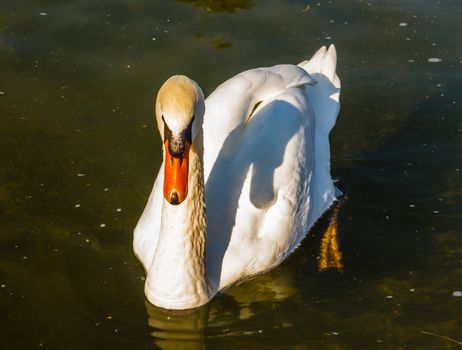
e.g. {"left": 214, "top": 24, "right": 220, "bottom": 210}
{"left": 1, "top": 0, "right": 461, "bottom": 348}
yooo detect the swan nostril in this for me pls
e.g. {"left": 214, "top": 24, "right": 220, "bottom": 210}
{"left": 170, "top": 191, "right": 179, "bottom": 205}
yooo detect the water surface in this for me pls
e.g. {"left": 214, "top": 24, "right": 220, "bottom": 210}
{"left": 1, "top": 0, "right": 461, "bottom": 349}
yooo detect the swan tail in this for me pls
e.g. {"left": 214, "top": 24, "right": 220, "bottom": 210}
{"left": 299, "top": 45, "right": 342, "bottom": 220}
{"left": 298, "top": 44, "right": 341, "bottom": 136}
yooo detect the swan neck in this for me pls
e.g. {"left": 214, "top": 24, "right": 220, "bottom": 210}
{"left": 146, "top": 142, "right": 209, "bottom": 309}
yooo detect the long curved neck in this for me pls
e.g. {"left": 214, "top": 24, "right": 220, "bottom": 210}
{"left": 145, "top": 140, "right": 210, "bottom": 309}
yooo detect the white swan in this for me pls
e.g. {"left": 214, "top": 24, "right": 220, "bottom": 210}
{"left": 134, "top": 45, "right": 341, "bottom": 310}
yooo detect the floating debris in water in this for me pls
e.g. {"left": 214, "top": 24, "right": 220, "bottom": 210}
{"left": 100, "top": 223, "right": 106, "bottom": 228}
{"left": 0, "top": 91, "right": 4, "bottom": 95}
{"left": 409, "top": 204, "right": 416, "bottom": 208}
{"left": 1, "top": 284, "right": 5, "bottom": 288}
{"left": 385, "top": 295, "right": 393, "bottom": 299}
{"left": 76, "top": 173, "right": 86, "bottom": 177}
{"left": 428, "top": 58, "right": 442, "bottom": 63}
{"left": 116, "top": 208, "right": 122, "bottom": 212}
{"left": 75, "top": 204, "right": 80, "bottom": 208}
{"left": 453, "top": 291, "right": 462, "bottom": 297}
{"left": 409, "top": 288, "right": 415, "bottom": 292}
{"left": 104, "top": 188, "right": 109, "bottom": 191}
{"left": 39, "top": 12, "right": 48, "bottom": 16}
{"left": 399, "top": 22, "right": 408, "bottom": 27}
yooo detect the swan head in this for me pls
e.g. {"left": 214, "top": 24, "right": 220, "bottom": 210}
{"left": 155, "top": 75, "right": 205, "bottom": 205}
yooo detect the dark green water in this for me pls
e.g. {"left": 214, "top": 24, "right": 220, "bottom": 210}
{"left": 1, "top": 0, "right": 461, "bottom": 349}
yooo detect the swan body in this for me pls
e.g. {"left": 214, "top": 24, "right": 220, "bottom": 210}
{"left": 134, "top": 45, "right": 341, "bottom": 309}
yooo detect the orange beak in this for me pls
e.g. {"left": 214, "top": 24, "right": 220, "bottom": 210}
{"left": 163, "top": 139, "right": 190, "bottom": 205}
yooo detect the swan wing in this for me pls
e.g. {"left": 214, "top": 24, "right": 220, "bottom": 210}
{"left": 204, "top": 45, "right": 340, "bottom": 291}
{"left": 202, "top": 64, "right": 315, "bottom": 180}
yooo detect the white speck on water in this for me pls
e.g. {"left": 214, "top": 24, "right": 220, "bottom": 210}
{"left": 104, "top": 188, "right": 109, "bottom": 191}
{"left": 1, "top": 284, "right": 5, "bottom": 288}
{"left": 325, "top": 36, "right": 332, "bottom": 40}
{"left": 399, "top": 22, "right": 408, "bottom": 27}
{"left": 100, "top": 223, "right": 106, "bottom": 228}
{"left": 428, "top": 57, "right": 442, "bottom": 63}
{"left": 453, "top": 291, "right": 462, "bottom": 297}
{"left": 76, "top": 173, "right": 86, "bottom": 177}
{"left": 22, "top": 256, "right": 28, "bottom": 260}
{"left": 126, "top": 65, "right": 131, "bottom": 68}
{"left": 85, "top": 238, "right": 90, "bottom": 243}
{"left": 75, "top": 204, "right": 80, "bottom": 208}
{"left": 258, "top": 330, "right": 263, "bottom": 334}
{"left": 409, "top": 204, "right": 416, "bottom": 208}
{"left": 433, "top": 210, "right": 439, "bottom": 214}
{"left": 376, "top": 339, "right": 383, "bottom": 343}
{"left": 0, "top": 91, "right": 4, "bottom": 95}
{"left": 408, "top": 59, "right": 414, "bottom": 63}
{"left": 331, "top": 331, "right": 339, "bottom": 335}
{"left": 106, "top": 315, "right": 112, "bottom": 320}
{"left": 39, "top": 12, "right": 48, "bottom": 16}
{"left": 409, "top": 288, "right": 415, "bottom": 292}
{"left": 116, "top": 208, "right": 122, "bottom": 212}
{"left": 152, "top": 37, "right": 156, "bottom": 41}
{"left": 385, "top": 295, "right": 393, "bottom": 299}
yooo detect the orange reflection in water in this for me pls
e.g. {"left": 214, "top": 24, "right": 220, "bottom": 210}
{"left": 318, "top": 201, "right": 344, "bottom": 271}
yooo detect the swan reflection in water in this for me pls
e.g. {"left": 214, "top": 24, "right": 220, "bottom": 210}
{"left": 145, "top": 272, "right": 297, "bottom": 350}
{"left": 145, "top": 207, "right": 344, "bottom": 350}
